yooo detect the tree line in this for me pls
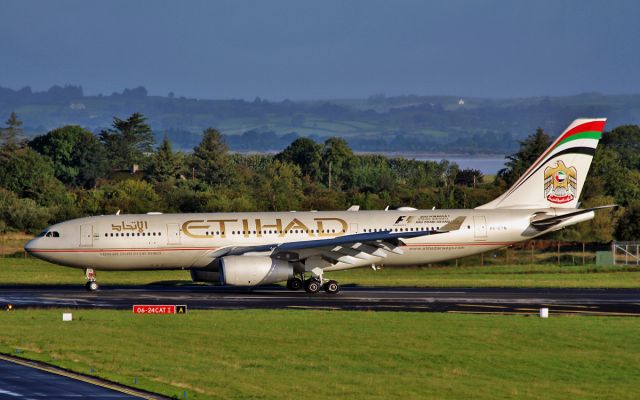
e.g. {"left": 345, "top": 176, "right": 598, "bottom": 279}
{"left": 0, "top": 111, "right": 638, "bottom": 241}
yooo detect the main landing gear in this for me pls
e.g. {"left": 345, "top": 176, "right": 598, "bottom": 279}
{"left": 286, "top": 274, "right": 340, "bottom": 295}
{"left": 84, "top": 268, "right": 99, "bottom": 291}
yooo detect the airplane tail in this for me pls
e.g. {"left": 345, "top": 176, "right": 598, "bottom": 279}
{"left": 477, "top": 118, "right": 607, "bottom": 210}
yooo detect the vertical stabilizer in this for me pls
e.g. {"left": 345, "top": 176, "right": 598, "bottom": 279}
{"left": 477, "top": 118, "right": 606, "bottom": 209}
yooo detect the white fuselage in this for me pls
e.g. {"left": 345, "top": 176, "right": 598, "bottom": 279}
{"left": 25, "top": 208, "right": 578, "bottom": 272}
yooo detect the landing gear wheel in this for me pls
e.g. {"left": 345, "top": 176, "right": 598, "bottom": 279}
{"left": 85, "top": 281, "right": 99, "bottom": 291}
{"left": 304, "top": 278, "right": 321, "bottom": 294}
{"left": 286, "top": 277, "right": 303, "bottom": 291}
{"left": 323, "top": 280, "right": 340, "bottom": 294}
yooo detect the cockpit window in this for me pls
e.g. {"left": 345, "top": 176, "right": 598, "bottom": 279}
{"left": 44, "top": 231, "right": 60, "bottom": 238}
{"left": 37, "top": 230, "right": 48, "bottom": 237}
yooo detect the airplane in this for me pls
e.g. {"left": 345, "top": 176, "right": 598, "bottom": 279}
{"left": 25, "top": 118, "right": 615, "bottom": 294}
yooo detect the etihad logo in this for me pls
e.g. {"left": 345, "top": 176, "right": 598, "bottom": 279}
{"left": 544, "top": 160, "right": 577, "bottom": 204}
{"left": 181, "top": 217, "right": 348, "bottom": 239}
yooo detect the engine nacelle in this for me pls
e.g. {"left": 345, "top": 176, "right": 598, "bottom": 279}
{"left": 220, "top": 256, "right": 293, "bottom": 286}
{"left": 190, "top": 269, "right": 221, "bottom": 284}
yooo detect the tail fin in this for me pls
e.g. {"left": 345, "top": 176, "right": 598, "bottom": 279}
{"left": 477, "top": 118, "right": 607, "bottom": 210}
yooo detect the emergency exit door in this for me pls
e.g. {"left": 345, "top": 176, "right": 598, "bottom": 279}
{"left": 80, "top": 224, "right": 93, "bottom": 247}
{"left": 473, "top": 216, "right": 487, "bottom": 240}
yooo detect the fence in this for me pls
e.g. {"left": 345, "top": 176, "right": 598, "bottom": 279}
{"left": 612, "top": 241, "right": 640, "bottom": 266}
{"left": 446, "top": 240, "right": 613, "bottom": 267}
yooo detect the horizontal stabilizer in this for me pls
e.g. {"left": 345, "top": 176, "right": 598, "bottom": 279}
{"left": 530, "top": 205, "right": 617, "bottom": 229}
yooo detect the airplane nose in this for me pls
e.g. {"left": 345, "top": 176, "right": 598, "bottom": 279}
{"left": 24, "top": 238, "right": 37, "bottom": 254}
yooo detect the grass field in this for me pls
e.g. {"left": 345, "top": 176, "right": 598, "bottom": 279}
{"left": 1, "top": 257, "right": 640, "bottom": 288}
{"left": 1, "top": 310, "right": 639, "bottom": 399}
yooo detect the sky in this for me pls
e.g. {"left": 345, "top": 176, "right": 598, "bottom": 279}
{"left": 1, "top": 0, "right": 639, "bottom": 100}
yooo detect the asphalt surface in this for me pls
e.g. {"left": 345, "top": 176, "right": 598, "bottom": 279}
{"left": 1, "top": 284, "right": 640, "bottom": 315}
{"left": 0, "top": 354, "right": 165, "bottom": 399}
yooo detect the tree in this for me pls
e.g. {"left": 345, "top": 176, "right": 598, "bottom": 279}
{"left": 588, "top": 142, "right": 640, "bottom": 207}
{"left": 0, "top": 146, "right": 68, "bottom": 207}
{"left": 256, "top": 160, "right": 304, "bottom": 211}
{"left": 1, "top": 112, "right": 23, "bottom": 149}
{"left": 601, "top": 125, "right": 640, "bottom": 170}
{"left": 276, "top": 137, "right": 322, "bottom": 180}
{"left": 29, "top": 125, "right": 108, "bottom": 188}
{"left": 145, "top": 137, "right": 184, "bottom": 183}
{"left": 0, "top": 189, "right": 51, "bottom": 233}
{"left": 321, "top": 137, "right": 354, "bottom": 189}
{"left": 497, "top": 128, "right": 551, "bottom": 186}
{"left": 91, "top": 180, "right": 162, "bottom": 214}
{"left": 345, "top": 155, "right": 395, "bottom": 193}
{"left": 190, "top": 128, "right": 235, "bottom": 186}
{"left": 455, "top": 168, "right": 484, "bottom": 187}
{"left": 99, "top": 112, "right": 154, "bottom": 170}
{"left": 615, "top": 202, "right": 640, "bottom": 241}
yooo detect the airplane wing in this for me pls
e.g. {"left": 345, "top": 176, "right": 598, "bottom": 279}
{"left": 221, "top": 216, "right": 467, "bottom": 263}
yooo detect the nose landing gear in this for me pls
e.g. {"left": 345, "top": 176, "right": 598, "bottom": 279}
{"left": 84, "top": 268, "right": 99, "bottom": 291}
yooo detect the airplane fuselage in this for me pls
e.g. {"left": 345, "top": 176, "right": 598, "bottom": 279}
{"left": 25, "top": 208, "right": 583, "bottom": 272}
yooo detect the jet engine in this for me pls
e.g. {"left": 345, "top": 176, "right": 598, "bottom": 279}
{"left": 220, "top": 256, "right": 293, "bottom": 286}
{"left": 190, "top": 269, "right": 221, "bottom": 284}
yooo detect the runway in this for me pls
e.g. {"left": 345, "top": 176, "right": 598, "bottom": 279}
{"left": 2, "top": 284, "right": 640, "bottom": 315}
{"left": 0, "top": 354, "right": 165, "bottom": 399}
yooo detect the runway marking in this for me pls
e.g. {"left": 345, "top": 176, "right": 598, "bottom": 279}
{"left": 552, "top": 304, "right": 598, "bottom": 309}
{"left": 455, "top": 304, "right": 508, "bottom": 309}
{"left": 0, "top": 354, "right": 154, "bottom": 399}
{"left": 348, "top": 291, "right": 466, "bottom": 295}
{"left": 447, "top": 310, "right": 530, "bottom": 315}
{"left": 550, "top": 310, "right": 640, "bottom": 316}
{"left": 0, "top": 388, "right": 22, "bottom": 397}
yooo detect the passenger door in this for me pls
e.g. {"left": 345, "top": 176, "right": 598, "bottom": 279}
{"left": 473, "top": 216, "right": 487, "bottom": 240}
{"left": 167, "top": 223, "right": 181, "bottom": 245}
{"left": 80, "top": 224, "right": 93, "bottom": 247}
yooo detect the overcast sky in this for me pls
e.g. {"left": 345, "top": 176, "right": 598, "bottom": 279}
{"left": 1, "top": 0, "right": 639, "bottom": 100}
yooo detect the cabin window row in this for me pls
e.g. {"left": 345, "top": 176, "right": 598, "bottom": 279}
{"left": 364, "top": 227, "right": 441, "bottom": 232}
{"left": 105, "top": 232, "right": 162, "bottom": 237}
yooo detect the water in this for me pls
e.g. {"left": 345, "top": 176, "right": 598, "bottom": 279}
{"left": 412, "top": 156, "right": 507, "bottom": 174}
{"left": 371, "top": 153, "right": 507, "bottom": 174}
